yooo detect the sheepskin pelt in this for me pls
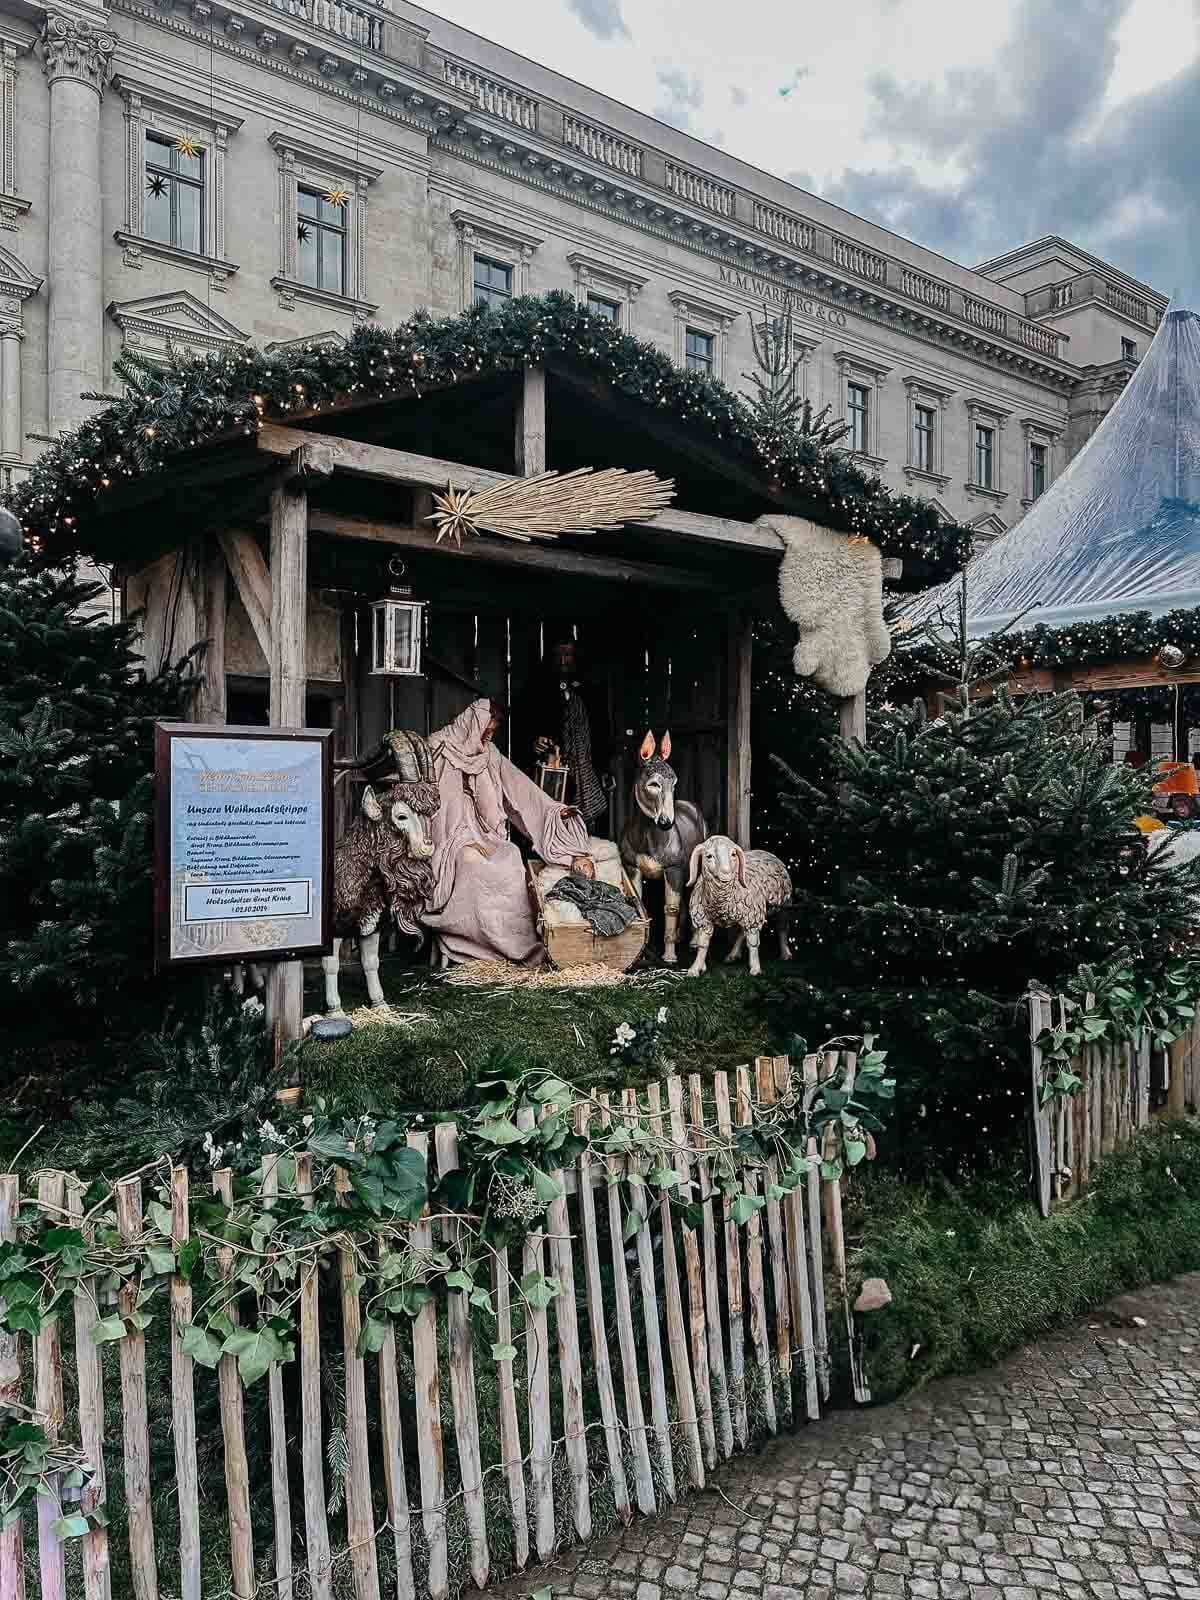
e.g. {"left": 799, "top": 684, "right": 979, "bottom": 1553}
{"left": 758, "top": 514, "right": 892, "bottom": 698}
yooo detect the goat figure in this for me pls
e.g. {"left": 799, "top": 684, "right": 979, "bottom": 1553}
{"left": 686, "top": 834, "right": 792, "bottom": 978}
{"left": 619, "top": 730, "right": 707, "bottom": 965}
{"left": 322, "top": 777, "right": 440, "bottom": 1013}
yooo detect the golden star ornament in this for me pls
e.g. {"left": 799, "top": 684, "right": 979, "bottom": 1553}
{"left": 174, "top": 133, "right": 200, "bottom": 160}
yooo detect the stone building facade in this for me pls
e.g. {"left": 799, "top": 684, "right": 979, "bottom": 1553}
{"left": 0, "top": 0, "right": 1168, "bottom": 568}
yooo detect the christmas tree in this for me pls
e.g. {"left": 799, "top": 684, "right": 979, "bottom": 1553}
{"left": 774, "top": 687, "right": 1200, "bottom": 995}
{"left": 0, "top": 557, "right": 193, "bottom": 1021}
{"left": 743, "top": 301, "right": 849, "bottom": 486}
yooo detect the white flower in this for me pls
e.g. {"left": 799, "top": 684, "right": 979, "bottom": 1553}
{"left": 613, "top": 1023, "right": 636, "bottom": 1048}
{"left": 657, "top": 1007, "right": 669, "bottom": 1025}
{"left": 202, "top": 1131, "right": 224, "bottom": 1166}
{"left": 259, "top": 1119, "right": 284, "bottom": 1148}
{"left": 302, "top": 1114, "right": 314, "bottom": 1130}
{"left": 241, "top": 996, "right": 264, "bottom": 1017}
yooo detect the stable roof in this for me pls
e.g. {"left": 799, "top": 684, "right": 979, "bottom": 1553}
{"left": 912, "top": 308, "right": 1200, "bottom": 634}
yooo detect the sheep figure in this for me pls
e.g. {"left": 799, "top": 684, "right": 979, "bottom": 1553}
{"left": 322, "top": 778, "right": 440, "bottom": 1013}
{"left": 759, "top": 513, "right": 891, "bottom": 698}
{"left": 686, "top": 834, "right": 792, "bottom": 978}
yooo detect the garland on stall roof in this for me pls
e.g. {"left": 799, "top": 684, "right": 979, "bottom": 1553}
{"left": 882, "top": 603, "right": 1200, "bottom": 698}
{"left": 10, "top": 291, "right": 971, "bottom": 579}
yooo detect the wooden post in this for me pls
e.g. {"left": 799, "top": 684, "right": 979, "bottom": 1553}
{"left": 194, "top": 538, "right": 227, "bottom": 725}
{"left": 266, "top": 467, "right": 310, "bottom": 1059}
{"left": 726, "top": 612, "right": 753, "bottom": 846}
{"left": 838, "top": 692, "right": 866, "bottom": 745}
{"left": 515, "top": 363, "right": 546, "bottom": 476}
{"left": 0, "top": 1174, "right": 23, "bottom": 1600}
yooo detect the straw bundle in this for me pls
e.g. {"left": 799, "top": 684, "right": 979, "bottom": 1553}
{"left": 427, "top": 467, "right": 675, "bottom": 546}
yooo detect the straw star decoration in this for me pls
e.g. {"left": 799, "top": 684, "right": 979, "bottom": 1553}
{"left": 322, "top": 186, "right": 351, "bottom": 208}
{"left": 429, "top": 482, "right": 476, "bottom": 546}
{"left": 426, "top": 466, "right": 675, "bottom": 547}
{"left": 174, "top": 133, "right": 200, "bottom": 160}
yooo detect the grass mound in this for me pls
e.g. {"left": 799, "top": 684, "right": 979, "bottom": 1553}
{"left": 299, "top": 956, "right": 776, "bottom": 1109}
{"left": 848, "top": 1118, "right": 1200, "bottom": 1403}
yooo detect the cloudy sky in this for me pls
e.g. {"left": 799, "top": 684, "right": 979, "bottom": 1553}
{"left": 424, "top": 0, "right": 1200, "bottom": 302}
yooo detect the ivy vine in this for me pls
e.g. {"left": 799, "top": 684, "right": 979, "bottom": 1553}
{"left": 0, "top": 1043, "right": 892, "bottom": 1536}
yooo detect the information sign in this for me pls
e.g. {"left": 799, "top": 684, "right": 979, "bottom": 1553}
{"left": 154, "top": 722, "right": 333, "bottom": 971}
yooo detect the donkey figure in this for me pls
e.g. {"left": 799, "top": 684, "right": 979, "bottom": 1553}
{"left": 619, "top": 730, "right": 708, "bottom": 964}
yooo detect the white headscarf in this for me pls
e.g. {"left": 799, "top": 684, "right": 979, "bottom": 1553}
{"left": 430, "top": 699, "right": 497, "bottom": 779}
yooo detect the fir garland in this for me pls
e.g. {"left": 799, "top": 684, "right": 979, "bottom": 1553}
{"left": 11, "top": 292, "right": 971, "bottom": 578}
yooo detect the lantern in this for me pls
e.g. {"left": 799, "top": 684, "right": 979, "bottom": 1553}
{"left": 369, "top": 596, "right": 425, "bottom": 676}
{"left": 536, "top": 745, "right": 571, "bottom": 803}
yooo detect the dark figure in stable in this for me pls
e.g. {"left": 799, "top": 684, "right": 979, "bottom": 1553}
{"left": 513, "top": 636, "right": 614, "bottom": 834}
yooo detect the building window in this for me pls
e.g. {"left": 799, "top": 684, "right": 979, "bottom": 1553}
{"left": 144, "top": 132, "right": 204, "bottom": 255}
{"left": 1029, "top": 441, "right": 1047, "bottom": 500}
{"left": 587, "top": 293, "right": 620, "bottom": 324}
{"left": 974, "top": 424, "right": 995, "bottom": 490}
{"left": 297, "top": 188, "right": 347, "bottom": 296}
{"left": 473, "top": 255, "right": 513, "bottom": 310}
{"left": 685, "top": 328, "right": 715, "bottom": 374}
{"left": 1122, "top": 336, "right": 1138, "bottom": 361}
{"left": 913, "top": 404, "right": 935, "bottom": 473}
{"left": 848, "top": 383, "right": 870, "bottom": 453}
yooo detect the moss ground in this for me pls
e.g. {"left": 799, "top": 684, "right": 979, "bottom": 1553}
{"left": 298, "top": 952, "right": 784, "bottom": 1110}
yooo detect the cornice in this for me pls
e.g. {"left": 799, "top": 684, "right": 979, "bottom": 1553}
{"left": 112, "top": 71, "right": 244, "bottom": 131}
{"left": 268, "top": 131, "right": 383, "bottom": 184}
{"left": 432, "top": 134, "right": 1080, "bottom": 394}
{"left": 450, "top": 207, "right": 543, "bottom": 252}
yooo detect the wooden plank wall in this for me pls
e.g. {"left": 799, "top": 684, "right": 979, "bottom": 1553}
{"left": 353, "top": 598, "right": 734, "bottom": 841}
{"left": 0, "top": 1057, "right": 854, "bottom": 1600}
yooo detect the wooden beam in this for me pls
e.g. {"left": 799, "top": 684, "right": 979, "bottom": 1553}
{"left": 516, "top": 364, "right": 546, "bottom": 476}
{"left": 255, "top": 423, "right": 782, "bottom": 556}
{"left": 265, "top": 476, "right": 309, "bottom": 1062}
{"left": 726, "top": 613, "right": 753, "bottom": 847}
{"left": 218, "top": 529, "right": 273, "bottom": 663}
{"left": 304, "top": 509, "right": 727, "bottom": 592}
{"left": 194, "top": 537, "right": 227, "bottom": 725}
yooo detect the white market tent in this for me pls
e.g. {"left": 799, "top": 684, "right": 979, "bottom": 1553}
{"left": 911, "top": 308, "right": 1200, "bottom": 635}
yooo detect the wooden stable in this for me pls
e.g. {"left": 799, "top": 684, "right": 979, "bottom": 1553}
{"left": 100, "top": 359, "right": 837, "bottom": 1044}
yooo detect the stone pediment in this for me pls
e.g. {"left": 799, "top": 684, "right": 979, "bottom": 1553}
{"left": 970, "top": 511, "right": 1007, "bottom": 542}
{"left": 107, "top": 290, "right": 249, "bottom": 360}
{"left": 265, "top": 330, "right": 346, "bottom": 353}
{"left": 0, "top": 244, "right": 42, "bottom": 303}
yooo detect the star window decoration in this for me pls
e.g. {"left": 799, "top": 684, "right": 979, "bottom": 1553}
{"left": 297, "top": 221, "right": 311, "bottom": 243}
{"left": 146, "top": 173, "right": 168, "bottom": 199}
{"left": 322, "top": 186, "right": 350, "bottom": 209}
{"left": 174, "top": 133, "right": 200, "bottom": 160}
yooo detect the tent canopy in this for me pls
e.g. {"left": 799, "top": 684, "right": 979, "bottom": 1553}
{"left": 910, "top": 308, "right": 1200, "bottom": 634}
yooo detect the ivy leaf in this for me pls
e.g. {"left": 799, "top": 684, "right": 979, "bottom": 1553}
{"left": 90, "top": 1315, "right": 126, "bottom": 1345}
{"left": 469, "top": 1287, "right": 495, "bottom": 1315}
{"left": 180, "top": 1323, "right": 223, "bottom": 1369}
{"left": 491, "top": 1342, "right": 517, "bottom": 1362}
{"left": 531, "top": 1076, "right": 572, "bottom": 1104}
{"left": 356, "top": 1318, "right": 388, "bottom": 1357}
{"left": 476, "top": 1118, "right": 526, "bottom": 1147}
{"left": 520, "top": 1271, "right": 561, "bottom": 1310}
{"left": 622, "top": 1208, "right": 641, "bottom": 1243}
{"left": 50, "top": 1515, "right": 90, "bottom": 1541}
{"left": 349, "top": 1169, "right": 386, "bottom": 1217}
{"left": 147, "top": 1202, "right": 174, "bottom": 1238}
{"left": 730, "top": 1193, "right": 764, "bottom": 1226}
{"left": 223, "top": 1325, "right": 287, "bottom": 1386}
{"left": 177, "top": 1238, "right": 201, "bottom": 1283}
{"left": 529, "top": 1168, "right": 562, "bottom": 1205}
{"left": 645, "top": 1165, "right": 678, "bottom": 1190}
{"left": 445, "top": 1269, "right": 474, "bottom": 1293}
{"left": 145, "top": 1245, "right": 175, "bottom": 1277}
{"left": 399, "top": 1284, "right": 434, "bottom": 1318}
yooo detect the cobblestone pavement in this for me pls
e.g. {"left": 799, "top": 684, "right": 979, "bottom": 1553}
{"left": 485, "top": 1274, "right": 1200, "bottom": 1600}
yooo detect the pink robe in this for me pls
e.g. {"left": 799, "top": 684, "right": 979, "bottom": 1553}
{"left": 423, "top": 700, "right": 590, "bottom": 966}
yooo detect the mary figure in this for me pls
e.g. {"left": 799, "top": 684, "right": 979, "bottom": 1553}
{"left": 423, "top": 698, "right": 592, "bottom": 966}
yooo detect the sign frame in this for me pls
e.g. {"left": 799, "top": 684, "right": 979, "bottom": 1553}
{"left": 154, "top": 721, "right": 334, "bottom": 973}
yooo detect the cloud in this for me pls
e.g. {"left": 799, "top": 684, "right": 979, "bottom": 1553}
{"left": 817, "top": 0, "right": 1200, "bottom": 301}
{"left": 564, "top": 0, "right": 629, "bottom": 42}
{"left": 730, "top": 85, "right": 749, "bottom": 110}
{"left": 654, "top": 66, "right": 705, "bottom": 129}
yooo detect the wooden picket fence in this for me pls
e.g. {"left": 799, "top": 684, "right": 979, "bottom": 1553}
{"left": 1027, "top": 994, "right": 1200, "bottom": 1215}
{"left": 0, "top": 1053, "right": 871, "bottom": 1600}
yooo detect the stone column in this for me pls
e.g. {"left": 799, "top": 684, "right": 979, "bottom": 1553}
{"left": 39, "top": 14, "right": 115, "bottom": 435}
{"left": 0, "top": 327, "right": 21, "bottom": 458}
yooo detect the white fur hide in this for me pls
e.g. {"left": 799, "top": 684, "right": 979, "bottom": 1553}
{"left": 759, "top": 514, "right": 892, "bottom": 698}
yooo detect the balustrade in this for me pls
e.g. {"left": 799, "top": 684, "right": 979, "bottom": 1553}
{"left": 753, "top": 202, "right": 814, "bottom": 252}
{"left": 563, "top": 116, "right": 642, "bottom": 177}
{"left": 899, "top": 267, "right": 950, "bottom": 311}
{"left": 1106, "top": 283, "right": 1149, "bottom": 324}
{"left": 443, "top": 57, "right": 538, "bottom": 130}
{"left": 267, "top": 0, "right": 385, "bottom": 50}
{"left": 664, "top": 161, "right": 734, "bottom": 217}
{"left": 963, "top": 295, "right": 1008, "bottom": 336}
{"left": 830, "top": 234, "right": 886, "bottom": 283}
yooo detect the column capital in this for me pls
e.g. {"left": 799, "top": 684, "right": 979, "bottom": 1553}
{"left": 40, "top": 14, "right": 116, "bottom": 96}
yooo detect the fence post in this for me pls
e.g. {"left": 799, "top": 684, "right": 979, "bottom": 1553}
{"left": 34, "top": 1172, "right": 67, "bottom": 1600}
{"left": 68, "top": 1177, "right": 112, "bottom": 1600}
{"left": 1027, "top": 991, "right": 1053, "bottom": 1218}
{"left": 211, "top": 1168, "right": 253, "bottom": 1600}
{"left": 0, "top": 1174, "right": 22, "bottom": 1600}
